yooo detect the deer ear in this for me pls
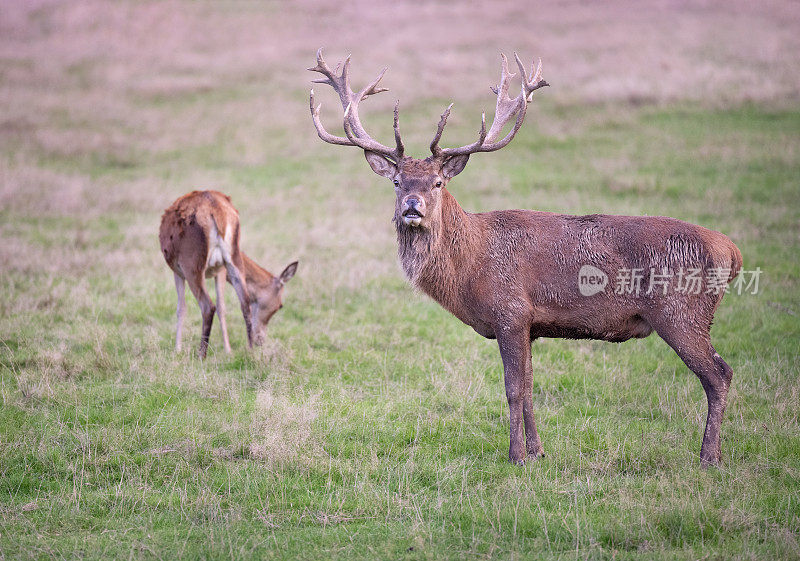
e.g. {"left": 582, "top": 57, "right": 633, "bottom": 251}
{"left": 441, "top": 154, "right": 470, "bottom": 179}
{"left": 279, "top": 261, "right": 298, "bottom": 284}
{"left": 364, "top": 151, "right": 397, "bottom": 179}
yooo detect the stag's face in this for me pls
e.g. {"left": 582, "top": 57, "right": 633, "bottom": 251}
{"left": 364, "top": 153, "right": 470, "bottom": 230}
{"left": 393, "top": 158, "right": 445, "bottom": 229}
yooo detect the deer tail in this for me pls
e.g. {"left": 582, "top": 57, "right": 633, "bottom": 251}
{"left": 727, "top": 238, "right": 743, "bottom": 283}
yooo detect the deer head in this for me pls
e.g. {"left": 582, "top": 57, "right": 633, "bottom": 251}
{"left": 308, "top": 49, "right": 548, "bottom": 231}
{"left": 248, "top": 260, "right": 298, "bottom": 346}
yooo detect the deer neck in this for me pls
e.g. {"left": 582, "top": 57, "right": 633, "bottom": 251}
{"left": 242, "top": 253, "right": 273, "bottom": 296}
{"left": 395, "top": 189, "right": 479, "bottom": 310}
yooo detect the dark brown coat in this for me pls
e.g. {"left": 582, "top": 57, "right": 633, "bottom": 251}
{"left": 309, "top": 50, "right": 741, "bottom": 466}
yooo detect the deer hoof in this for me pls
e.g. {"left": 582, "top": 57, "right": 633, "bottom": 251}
{"left": 527, "top": 443, "right": 546, "bottom": 458}
{"left": 509, "top": 449, "right": 526, "bottom": 466}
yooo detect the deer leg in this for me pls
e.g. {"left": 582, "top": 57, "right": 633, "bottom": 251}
{"left": 173, "top": 272, "right": 187, "bottom": 352}
{"left": 214, "top": 270, "right": 231, "bottom": 353}
{"left": 185, "top": 272, "right": 215, "bottom": 359}
{"left": 523, "top": 339, "right": 545, "bottom": 458}
{"left": 497, "top": 326, "right": 530, "bottom": 465}
{"left": 655, "top": 325, "right": 732, "bottom": 466}
{"left": 225, "top": 261, "right": 252, "bottom": 348}
{"left": 705, "top": 348, "right": 734, "bottom": 462}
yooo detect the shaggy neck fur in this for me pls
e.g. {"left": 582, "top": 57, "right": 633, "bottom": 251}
{"left": 394, "top": 189, "right": 479, "bottom": 314}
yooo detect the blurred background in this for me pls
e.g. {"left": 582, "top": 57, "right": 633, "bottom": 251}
{"left": 2, "top": 0, "right": 798, "bottom": 302}
{"left": 1, "top": 1, "right": 799, "bottom": 559}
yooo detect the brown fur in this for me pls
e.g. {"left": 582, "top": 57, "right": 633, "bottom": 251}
{"left": 159, "top": 190, "right": 298, "bottom": 358}
{"left": 310, "top": 53, "right": 741, "bottom": 467}
{"left": 387, "top": 157, "right": 741, "bottom": 467}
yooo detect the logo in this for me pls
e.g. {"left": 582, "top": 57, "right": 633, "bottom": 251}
{"left": 578, "top": 265, "right": 608, "bottom": 296}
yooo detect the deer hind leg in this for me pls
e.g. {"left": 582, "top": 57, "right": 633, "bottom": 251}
{"left": 497, "top": 326, "right": 535, "bottom": 465}
{"left": 173, "top": 272, "right": 187, "bottom": 352}
{"left": 185, "top": 271, "right": 216, "bottom": 359}
{"left": 654, "top": 324, "right": 732, "bottom": 466}
{"left": 214, "top": 270, "right": 232, "bottom": 353}
{"left": 524, "top": 338, "right": 545, "bottom": 458}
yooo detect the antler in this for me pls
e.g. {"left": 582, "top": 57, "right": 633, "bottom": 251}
{"left": 430, "top": 53, "right": 548, "bottom": 158}
{"left": 308, "top": 49, "right": 404, "bottom": 162}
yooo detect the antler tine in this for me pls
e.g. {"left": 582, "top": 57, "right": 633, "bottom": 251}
{"left": 429, "top": 103, "right": 453, "bottom": 156}
{"left": 308, "top": 49, "right": 403, "bottom": 160}
{"left": 359, "top": 67, "right": 389, "bottom": 100}
{"left": 515, "top": 52, "right": 549, "bottom": 101}
{"left": 483, "top": 53, "right": 524, "bottom": 145}
{"left": 345, "top": 68, "right": 402, "bottom": 159}
{"left": 341, "top": 103, "right": 402, "bottom": 161}
{"left": 306, "top": 48, "right": 326, "bottom": 72}
{"left": 307, "top": 48, "right": 335, "bottom": 85}
{"left": 341, "top": 55, "right": 351, "bottom": 96}
{"left": 477, "top": 111, "right": 488, "bottom": 144}
{"left": 513, "top": 52, "right": 530, "bottom": 85}
{"left": 489, "top": 54, "right": 516, "bottom": 94}
{"left": 393, "top": 101, "right": 404, "bottom": 157}
{"left": 498, "top": 53, "right": 516, "bottom": 97}
{"left": 434, "top": 52, "right": 546, "bottom": 158}
{"left": 309, "top": 89, "right": 357, "bottom": 146}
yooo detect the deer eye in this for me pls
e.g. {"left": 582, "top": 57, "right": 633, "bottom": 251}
{"left": 393, "top": 179, "right": 400, "bottom": 187}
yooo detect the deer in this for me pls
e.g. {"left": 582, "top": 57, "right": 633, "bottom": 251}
{"left": 308, "top": 49, "right": 742, "bottom": 467}
{"left": 159, "top": 190, "right": 298, "bottom": 358}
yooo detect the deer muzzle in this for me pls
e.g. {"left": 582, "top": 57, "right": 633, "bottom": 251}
{"left": 401, "top": 196, "right": 426, "bottom": 227}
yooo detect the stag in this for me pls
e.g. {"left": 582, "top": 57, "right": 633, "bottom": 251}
{"left": 308, "top": 50, "right": 741, "bottom": 466}
{"left": 159, "top": 190, "right": 298, "bottom": 358}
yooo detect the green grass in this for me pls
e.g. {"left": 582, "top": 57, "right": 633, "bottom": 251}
{"left": 2, "top": 3, "right": 800, "bottom": 544}
{"left": 2, "top": 98, "right": 799, "bottom": 560}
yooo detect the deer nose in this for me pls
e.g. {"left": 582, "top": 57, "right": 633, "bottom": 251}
{"left": 404, "top": 196, "right": 425, "bottom": 212}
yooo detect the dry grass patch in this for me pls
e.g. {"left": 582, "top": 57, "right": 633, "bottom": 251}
{"left": 248, "top": 383, "right": 323, "bottom": 467}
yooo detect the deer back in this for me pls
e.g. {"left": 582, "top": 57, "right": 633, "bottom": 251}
{"left": 159, "top": 190, "right": 242, "bottom": 278}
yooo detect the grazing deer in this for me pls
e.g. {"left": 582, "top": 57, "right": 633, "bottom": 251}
{"left": 159, "top": 190, "right": 298, "bottom": 358}
{"left": 308, "top": 50, "right": 742, "bottom": 466}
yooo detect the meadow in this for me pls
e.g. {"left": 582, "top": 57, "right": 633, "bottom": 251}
{"left": 1, "top": 1, "right": 799, "bottom": 559}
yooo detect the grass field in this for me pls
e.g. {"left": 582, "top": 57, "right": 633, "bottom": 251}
{"left": 1, "top": 1, "right": 799, "bottom": 559}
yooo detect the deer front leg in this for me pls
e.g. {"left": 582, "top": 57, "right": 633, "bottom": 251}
{"left": 497, "top": 326, "right": 529, "bottom": 465}
{"left": 225, "top": 261, "right": 252, "bottom": 348}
